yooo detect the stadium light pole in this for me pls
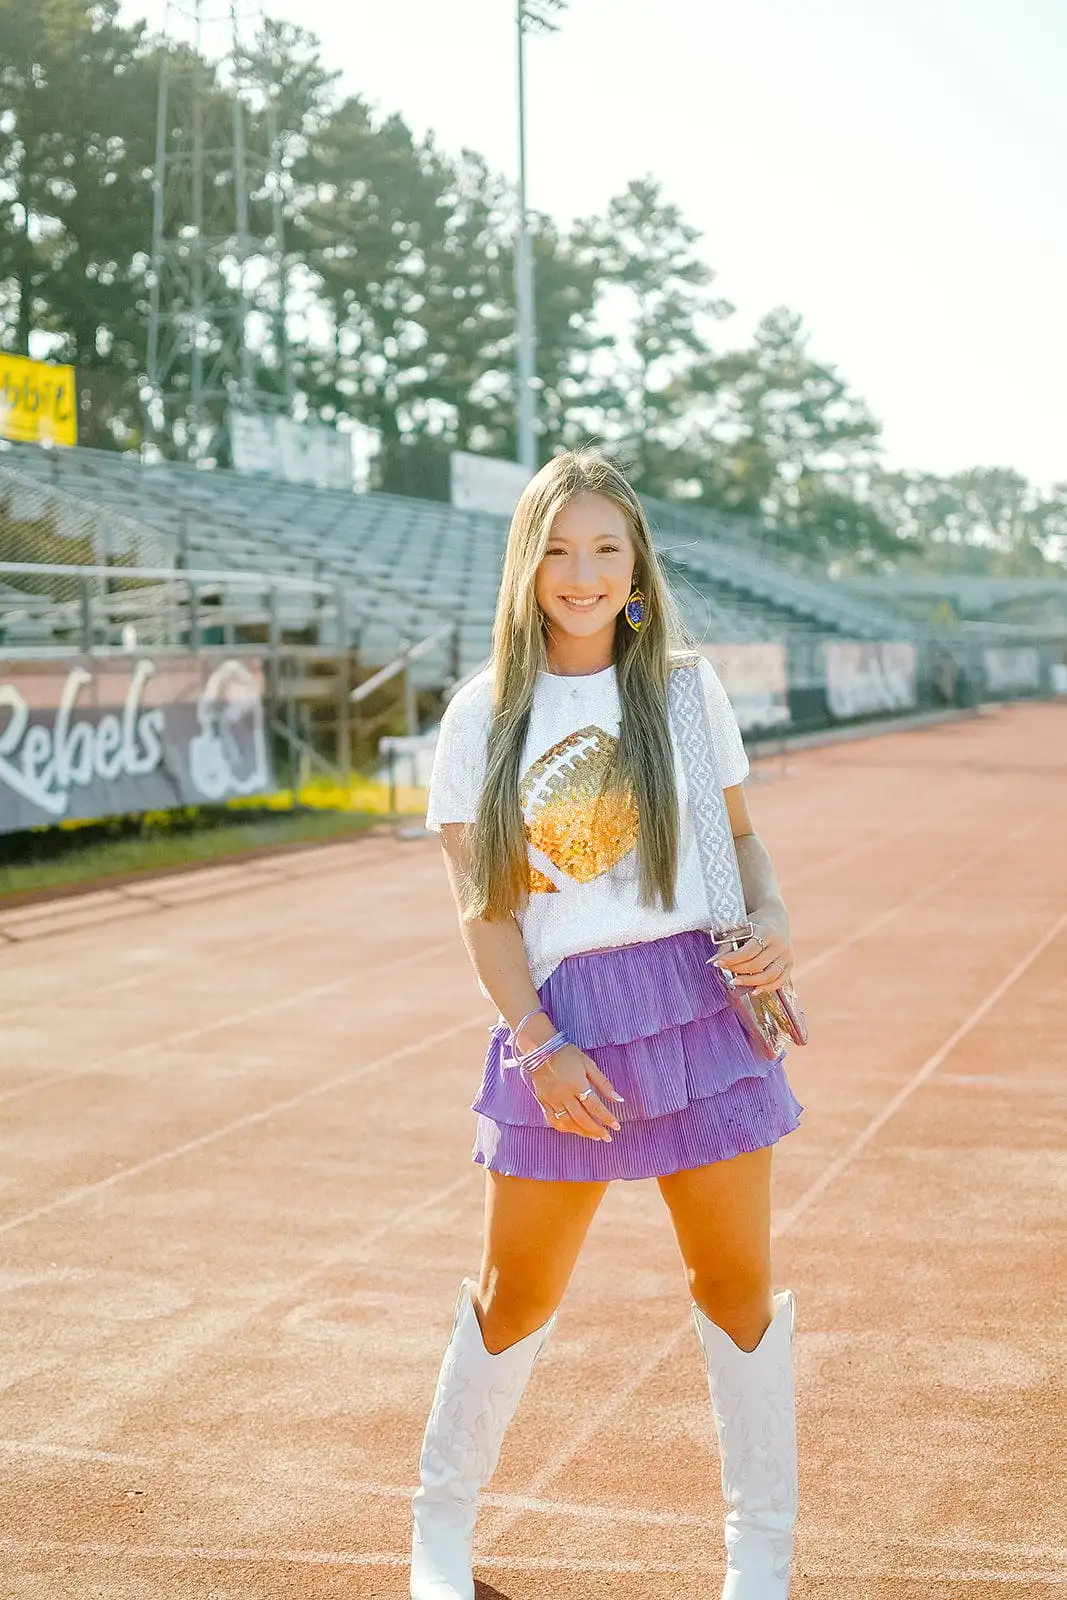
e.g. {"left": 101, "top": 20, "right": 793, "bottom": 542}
{"left": 516, "top": 0, "right": 566, "bottom": 474}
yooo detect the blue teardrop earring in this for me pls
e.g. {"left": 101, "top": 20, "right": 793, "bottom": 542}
{"left": 624, "top": 583, "right": 646, "bottom": 632}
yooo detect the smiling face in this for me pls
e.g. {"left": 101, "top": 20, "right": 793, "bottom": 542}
{"left": 533, "top": 492, "right": 637, "bottom": 667}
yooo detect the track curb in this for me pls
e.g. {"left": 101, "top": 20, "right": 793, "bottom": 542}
{"left": 746, "top": 702, "right": 996, "bottom": 758}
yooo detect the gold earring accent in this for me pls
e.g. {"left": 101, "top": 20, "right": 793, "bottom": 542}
{"left": 624, "top": 585, "right": 646, "bottom": 631}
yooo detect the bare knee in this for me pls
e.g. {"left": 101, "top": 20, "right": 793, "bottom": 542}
{"left": 689, "top": 1262, "right": 773, "bottom": 1353}
{"left": 474, "top": 1272, "right": 560, "bottom": 1355}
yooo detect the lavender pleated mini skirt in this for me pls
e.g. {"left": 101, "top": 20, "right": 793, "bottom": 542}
{"left": 472, "top": 927, "right": 805, "bottom": 1182}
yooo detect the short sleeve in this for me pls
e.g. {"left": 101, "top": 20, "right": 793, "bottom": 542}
{"left": 696, "top": 656, "right": 750, "bottom": 787}
{"left": 424, "top": 682, "right": 492, "bottom": 831}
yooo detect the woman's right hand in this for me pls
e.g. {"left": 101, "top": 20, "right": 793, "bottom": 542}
{"left": 527, "top": 1045, "right": 623, "bottom": 1141}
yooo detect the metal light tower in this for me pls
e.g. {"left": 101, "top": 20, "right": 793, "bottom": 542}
{"left": 145, "top": 0, "right": 289, "bottom": 461}
{"left": 516, "top": 0, "right": 566, "bottom": 474}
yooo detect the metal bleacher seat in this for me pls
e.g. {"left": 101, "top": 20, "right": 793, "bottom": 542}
{"left": 0, "top": 442, "right": 917, "bottom": 674}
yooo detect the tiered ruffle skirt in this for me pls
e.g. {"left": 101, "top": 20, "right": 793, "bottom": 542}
{"left": 471, "top": 927, "right": 805, "bottom": 1182}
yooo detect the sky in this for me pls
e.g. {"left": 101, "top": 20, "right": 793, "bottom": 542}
{"left": 125, "top": 0, "right": 1067, "bottom": 492}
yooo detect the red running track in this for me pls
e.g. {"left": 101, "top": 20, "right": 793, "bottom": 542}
{"left": 0, "top": 701, "right": 1064, "bottom": 1598}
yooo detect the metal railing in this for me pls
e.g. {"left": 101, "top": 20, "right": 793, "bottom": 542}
{"left": 0, "top": 560, "right": 349, "bottom": 657}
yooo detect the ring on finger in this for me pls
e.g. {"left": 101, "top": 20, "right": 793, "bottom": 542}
{"left": 578, "top": 1086, "right": 595, "bottom": 1102}
{"left": 552, "top": 1107, "right": 568, "bottom": 1119}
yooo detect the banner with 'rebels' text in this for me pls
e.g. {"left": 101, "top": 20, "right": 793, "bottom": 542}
{"left": 0, "top": 656, "right": 274, "bottom": 834}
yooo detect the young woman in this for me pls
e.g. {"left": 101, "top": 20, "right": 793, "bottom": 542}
{"left": 412, "top": 449, "right": 805, "bottom": 1600}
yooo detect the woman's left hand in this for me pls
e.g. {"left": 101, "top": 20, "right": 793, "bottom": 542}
{"left": 711, "top": 912, "right": 794, "bottom": 994}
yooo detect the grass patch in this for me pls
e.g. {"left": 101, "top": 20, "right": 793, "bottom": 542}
{"left": 0, "top": 807, "right": 388, "bottom": 901}
{"left": 0, "top": 772, "right": 432, "bottom": 902}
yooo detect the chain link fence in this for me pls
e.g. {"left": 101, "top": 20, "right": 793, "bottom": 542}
{"left": 0, "top": 464, "right": 174, "bottom": 579}
{"left": 0, "top": 464, "right": 358, "bottom": 657}
{"left": 0, "top": 465, "right": 179, "bottom": 649}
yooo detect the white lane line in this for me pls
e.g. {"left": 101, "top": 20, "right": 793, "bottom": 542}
{"left": 800, "top": 1569, "right": 1066, "bottom": 1586}
{"left": 480, "top": 1322, "right": 697, "bottom": 1547}
{"left": 0, "top": 932, "right": 462, "bottom": 1109}
{"left": 775, "top": 907, "right": 1067, "bottom": 1236}
{"left": 342, "top": 1482, "right": 1067, "bottom": 1567}
{"left": 0, "top": 1439, "right": 155, "bottom": 1467}
{"left": 923, "top": 1537, "right": 1067, "bottom": 1562}
{"left": 347, "top": 1478, "right": 711, "bottom": 1527}
{"left": 0, "top": 1540, "right": 1060, "bottom": 1581}
{"left": 0, "top": 840, "right": 400, "bottom": 946}
{"left": 0, "top": 1541, "right": 699, "bottom": 1573}
{"left": 343, "top": 1172, "right": 475, "bottom": 1260}
{"left": 0, "top": 844, "right": 419, "bottom": 1013}
{"left": 0, "top": 1010, "right": 487, "bottom": 1238}
{"left": 2, "top": 1168, "right": 478, "bottom": 1459}
{"left": 793, "top": 813, "right": 1040, "bottom": 981}
{"left": 481, "top": 901, "right": 1067, "bottom": 1551}
{"left": 777, "top": 793, "right": 973, "bottom": 893}
{"left": 780, "top": 818, "right": 919, "bottom": 890}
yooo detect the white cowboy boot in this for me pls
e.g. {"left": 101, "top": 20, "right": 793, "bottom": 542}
{"left": 410, "top": 1279, "right": 557, "bottom": 1600}
{"left": 692, "top": 1290, "right": 798, "bottom": 1599}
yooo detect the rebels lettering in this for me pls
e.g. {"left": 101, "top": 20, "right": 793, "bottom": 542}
{"left": 0, "top": 661, "right": 165, "bottom": 817}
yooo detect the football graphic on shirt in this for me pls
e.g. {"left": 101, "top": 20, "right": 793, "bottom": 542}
{"left": 520, "top": 725, "right": 639, "bottom": 888}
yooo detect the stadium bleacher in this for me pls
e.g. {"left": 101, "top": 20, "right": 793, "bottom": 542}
{"left": 843, "top": 573, "right": 1067, "bottom": 627}
{"left": 0, "top": 441, "right": 916, "bottom": 687}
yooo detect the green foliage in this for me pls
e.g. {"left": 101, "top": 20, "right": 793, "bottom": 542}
{"left": 0, "top": 0, "right": 157, "bottom": 438}
{"left": 571, "top": 176, "right": 734, "bottom": 493}
{"left": 691, "top": 308, "right": 883, "bottom": 521}
{"left": 398, "top": 149, "right": 516, "bottom": 453}
{"left": 868, "top": 467, "right": 1067, "bottom": 576}
{"left": 293, "top": 95, "right": 446, "bottom": 441}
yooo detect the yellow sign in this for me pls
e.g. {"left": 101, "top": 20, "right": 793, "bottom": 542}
{"left": 0, "top": 353, "right": 77, "bottom": 447}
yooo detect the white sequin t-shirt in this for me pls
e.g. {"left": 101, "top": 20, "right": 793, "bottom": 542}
{"left": 424, "top": 654, "right": 749, "bottom": 990}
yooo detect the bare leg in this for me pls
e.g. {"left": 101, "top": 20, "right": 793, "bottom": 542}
{"left": 657, "top": 1145, "right": 774, "bottom": 1350}
{"left": 475, "top": 1170, "right": 609, "bottom": 1353}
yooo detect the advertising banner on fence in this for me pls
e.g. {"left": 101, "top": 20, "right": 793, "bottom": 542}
{"left": 0, "top": 353, "right": 77, "bottom": 448}
{"left": 823, "top": 641, "right": 918, "bottom": 719}
{"left": 982, "top": 647, "right": 1042, "bottom": 695}
{"left": 0, "top": 655, "right": 274, "bottom": 834}
{"left": 229, "top": 411, "right": 353, "bottom": 490}
{"left": 700, "top": 643, "right": 790, "bottom": 732}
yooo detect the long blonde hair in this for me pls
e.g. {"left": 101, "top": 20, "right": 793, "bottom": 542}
{"left": 465, "top": 448, "right": 695, "bottom": 921}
